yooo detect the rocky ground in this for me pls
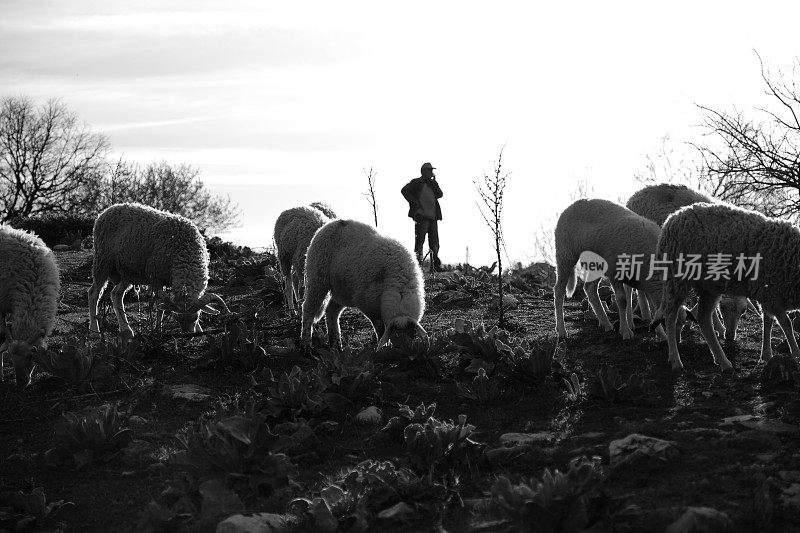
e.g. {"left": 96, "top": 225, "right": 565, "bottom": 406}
{"left": 2, "top": 250, "right": 800, "bottom": 532}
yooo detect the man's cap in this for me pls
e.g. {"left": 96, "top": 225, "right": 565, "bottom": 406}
{"left": 421, "top": 162, "right": 435, "bottom": 172}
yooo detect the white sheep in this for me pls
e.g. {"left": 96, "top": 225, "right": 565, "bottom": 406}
{"left": 0, "top": 225, "right": 60, "bottom": 387}
{"left": 554, "top": 198, "right": 684, "bottom": 340}
{"left": 300, "top": 219, "right": 426, "bottom": 350}
{"left": 626, "top": 183, "right": 757, "bottom": 340}
{"left": 655, "top": 202, "right": 800, "bottom": 371}
{"left": 273, "top": 205, "right": 333, "bottom": 312}
{"left": 87, "top": 203, "right": 229, "bottom": 337}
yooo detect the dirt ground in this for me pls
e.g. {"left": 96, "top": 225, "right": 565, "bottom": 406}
{"left": 2, "top": 250, "right": 800, "bottom": 532}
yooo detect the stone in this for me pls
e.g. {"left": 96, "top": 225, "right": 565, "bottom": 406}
{"left": 52, "top": 244, "right": 70, "bottom": 252}
{"left": 736, "top": 419, "right": 800, "bottom": 434}
{"left": 128, "top": 415, "right": 148, "bottom": 426}
{"left": 609, "top": 434, "right": 677, "bottom": 466}
{"left": 377, "top": 502, "right": 416, "bottom": 521}
{"left": 200, "top": 479, "right": 243, "bottom": 522}
{"left": 781, "top": 484, "right": 800, "bottom": 509}
{"left": 432, "top": 290, "right": 473, "bottom": 305}
{"left": 354, "top": 406, "right": 382, "bottom": 425}
{"left": 665, "top": 506, "right": 733, "bottom": 533}
{"left": 499, "top": 432, "right": 555, "bottom": 446}
{"left": 216, "top": 513, "right": 287, "bottom": 533}
{"left": 167, "top": 384, "right": 212, "bottom": 403}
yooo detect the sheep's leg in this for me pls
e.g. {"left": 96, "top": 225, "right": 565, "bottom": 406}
{"left": 300, "top": 283, "right": 330, "bottom": 347}
{"left": 609, "top": 280, "right": 633, "bottom": 339}
{"left": 111, "top": 282, "right": 135, "bottom": 338}
{"left": 760, "top": 311, "right": 775, "bottom": 361}
{"left": 664, "top": 280, "right": 689, "bottom": 370}
{"left": 324, "top": 301, "right": 344, "bottom": 351}
{"left": 712, "top": 306, "right": 726, "bottom": 338}
{"left": 624, "top": 286, "right": 635, "bottom": 330}
{"left": 643, "top": 293, "right": 668, "bottom": 341}
{"left": 278, "top": 254, "right": 295, "bottom": 312}
{"left": 584, "top": 279, "right": 614, "bottom": 333}
{"left": 369, "top": 315, "right": 386, "bottom": 343}
{"left": 697, "top": 293, "right": 733, "bottom": 371}
{"left": 774, "top": 310, "right": 800, "bottom": 358}
{"left": 637, "top": 290, "right": 651, "bottom": 321}
{"left": 88, "top": 279, "right": 107, "bottom": 333}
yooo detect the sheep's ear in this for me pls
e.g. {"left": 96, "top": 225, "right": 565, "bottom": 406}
{"left": 0, "top": 341, "right": 6, "bottom": 353}
{"left": 414, "top": 322, "right": 427, "bottom": 339}
{"left": 157, "top": 301, "right": 174, "bottom": 312}
{"left": 747, "top": 299, "right": 759, "bottom": 315}
{"left": 376, "top": 324, "right": 393, "bottom": 351}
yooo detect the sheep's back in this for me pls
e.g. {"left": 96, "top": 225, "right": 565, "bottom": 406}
{"left": 556, "top": 199, "right": 660, "bottom": 279}
{"left": 659, "top": 203, "right": 800, "bottom": 302}
{"left": 627, "top": 184, "right": 713, "bottom": 226}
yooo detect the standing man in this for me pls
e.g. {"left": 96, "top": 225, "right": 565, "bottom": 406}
{"left": 401, "top": 162, "right": 443, "bottom": 272}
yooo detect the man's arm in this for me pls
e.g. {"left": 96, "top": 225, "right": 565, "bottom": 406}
{"left": 401, "top": 180, "right": 418, "bottom": 204}
{"left": 431, "top": 179, "right": 443, "bottom": 199}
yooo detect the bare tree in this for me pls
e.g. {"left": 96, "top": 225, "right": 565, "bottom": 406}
{"left": 0, "top": 96, "right": 109, "bottom": 221}
{"left": 695, "top": 52, "right": 800, "bottom": 220}
{"left": 363, "top": 166, "right": 378, "bottom": 226}
{"left": 634, "top": 135, "right": 709, "bottom": 192}
{"left": 78, "top": 159, "right": 241, "bottom": 233}
{"left": 475, "top": 148, "right": 510, "bottom": 329}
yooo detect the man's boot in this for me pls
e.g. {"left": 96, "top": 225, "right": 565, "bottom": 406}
{"left": 431, "top": 252, "right": 444, "bottom": 273}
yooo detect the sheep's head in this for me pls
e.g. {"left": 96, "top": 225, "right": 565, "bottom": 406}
{"left": 2, "top": 331, "right": 44, "bottom": 388}
{"left": 157, "top": 290, "right": 230, "bottom": 333}
{"left": 377, "top": 316, "right": 427, "bottom": 350}
{"left": 719, "top": 296, "right": 759, "bottom": 342}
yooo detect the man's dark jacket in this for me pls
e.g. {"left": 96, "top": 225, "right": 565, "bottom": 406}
{"left": 401, "top": 177, "right": 443, "bottom": 221}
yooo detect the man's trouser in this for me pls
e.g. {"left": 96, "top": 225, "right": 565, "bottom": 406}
{"left": 414, "top": 217, "right": 440, "bottom": 265}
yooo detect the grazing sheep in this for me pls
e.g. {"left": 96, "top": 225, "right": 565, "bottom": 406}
{"left": 273, "top": 205, "right": 333, "bottom": 312}
{"left": 301, "top": 219, "right": 426, "bottom": 350}
{"left": 0, "top": 225, "right": 60, "bottom": 387}
{"left": 655, "top": 202, "right": 800, "bottom": 371}
{"left": 627, "top": 183, "right": 757, "bottom": 340}
{"left": 87, "top": 203, "right": 229, "bottom": 337}
{"left": 554, "top": 198, "right": 684, "bottom": 340}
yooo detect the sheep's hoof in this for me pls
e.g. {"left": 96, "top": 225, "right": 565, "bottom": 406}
{"left": 601, "top": 323, "right": 614, "bottom": 333}
{"left": 556, "top": 327, "right": 568, "bottom": 338}
{"left": 669, "top": 358, "right": 685, "bottom": 372}
{"left": 760, "top": 353, "right": 773, "bottom": 363}
{"left": 620, "top": 329, "right": 635, "bottom": 340}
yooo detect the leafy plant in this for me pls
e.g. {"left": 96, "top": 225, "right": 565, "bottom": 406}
{"left": 379, "top": 402, "right": 437, "bottom": 443}
{"left": 449, "top": 318, "right": 513, "bottom": 373}
{"left": 403, "top": 414, "right": 481, "bottom": 478}
{"left": 589, "top": 366, "right": 648, "bottom": 404}
{"left": 378, "top": 332, "right": 451, "bottom": 378}
{"left": 254, "top": 366, "right": 328, "bottom": 419}
{"left": 490, "top": 455, "right": 605, "bottom": 532}
{"left": 45, "top": 404, "right": 133, "bottom": 469}
{"left": 457, "top": 367, "right": 505, "bottom": 403}
{"left": 204, "top": 319, "right": 266, "bottom": 371}
{"left": 315, "top": 346, "right": 383, "bottom": 404}
{"left": 290, "top": 459, "right": 446, "bottom": 532}
{"left": 563, "top": 373, "right": 584, "bottom": 403}
{"left": 33, "top": 337, "right": 96, "bottom": 389}
{"left": 0, "top": 487, "right": 74, "bottom": 531}
{"left": 495, "top": 339, "right": 554, "bottom": 386}
{"left": 174, "top": 404, "right": 303, "bottom": 496}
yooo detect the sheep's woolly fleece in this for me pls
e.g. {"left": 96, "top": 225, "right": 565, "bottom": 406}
{"left": 274, "top": 205, "right": 331, "bottom": 282}
{"left": 626, "top": 184, "right": 714, "bottom": 226}
{"left": 658, "top": 202, "right": 800, "bottom": 311}
{"left": 92, "top": 203, "right": 209, "bottom": 299}
{"left": 0, "top": 224, "right": 60, "bottom": 345}
{"left": 555, "top": 198, "right": 664, "bottom": 298}
{"left": 301, "top": 219, "right": 424, "bottom": 342}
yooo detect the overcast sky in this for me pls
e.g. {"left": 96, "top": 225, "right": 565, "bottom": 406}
{"left": 2, "top": 1, "right": 798, "bottom": 265}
